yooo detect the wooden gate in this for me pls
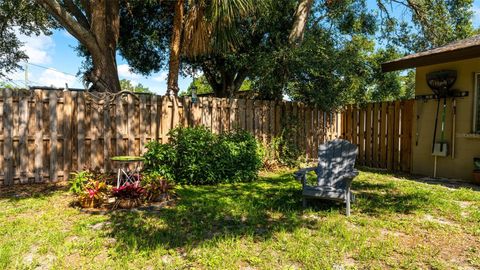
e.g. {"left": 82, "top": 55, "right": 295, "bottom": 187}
{"left": 341, "top": 100, "right": 414, "bottom": 173}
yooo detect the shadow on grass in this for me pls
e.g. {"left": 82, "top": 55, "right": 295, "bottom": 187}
{"left": 108, "top": 172, "right": 305, "bottom": 251}
{"left": 0, "top": 183, "right": 67, "bottom": 201}
{"left": 106, "top": 170, "right": 436, "bottom": 252}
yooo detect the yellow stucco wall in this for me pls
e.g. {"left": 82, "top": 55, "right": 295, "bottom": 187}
{"left": 413, "top": 57, "right": 480, "bottom": 181}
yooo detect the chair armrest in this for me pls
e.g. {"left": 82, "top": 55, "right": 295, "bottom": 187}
{"left": 342, "top": 169, "right": 359, "bottom": 179}
{"left": 293, "top": 167, "right": 317, "bottom": 187}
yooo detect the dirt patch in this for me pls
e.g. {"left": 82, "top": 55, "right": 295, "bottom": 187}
{"left": 380, "top": 228, "right": 407, "bottom": 237}
{"left": 22, "top": 245, "right": 57, "bottom": 270}
{"left": 385, "top": 225, "right": 480, "bottom": 269}
{"left": 78, "top": 198, "right": 177, "bottom": 215}
{"left": 423, "top": 214, "right": 458, "bottom": 227}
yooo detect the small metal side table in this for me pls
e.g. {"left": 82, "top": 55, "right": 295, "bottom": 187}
{"left": 110, "top": 156, "right": 145, "bottom": 188}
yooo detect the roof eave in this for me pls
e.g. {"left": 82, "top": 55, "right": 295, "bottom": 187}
{"left": 381, "top": 45, "right": 480, "bottom": 72}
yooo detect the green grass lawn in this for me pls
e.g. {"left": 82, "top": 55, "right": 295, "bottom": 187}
{"left": 1, "top": 170, "right": 480, "bottom": 269}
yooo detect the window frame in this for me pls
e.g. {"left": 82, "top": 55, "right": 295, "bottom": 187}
{"left": 474, "top": 73, "right": 480, "bottom": 133}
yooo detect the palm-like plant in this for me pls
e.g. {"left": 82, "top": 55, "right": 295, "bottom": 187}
{"left": 166, "top": 0, "right": 257, "bottom": 95}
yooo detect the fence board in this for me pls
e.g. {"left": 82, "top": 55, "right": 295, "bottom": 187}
{"left": 115, "top": 96, "right": 124, "bottom": 156}
{"left": 19, "top": 92, "right": 29, "bottom": 183}
{"left": 103, "top": 102, "right": 112, "bottom": 172}
{"left": 372, "top": 103, "right": 380, "bottom": 168}
{"left": 365, "top": 104, "right": 372, "bottom": 167}
{"left": 49, "top": 91, "right": 58, "bottom": 181}
{"left": 3, "top": 89, "right": 13, "bottom": 185}
{"left": 34, "top": 90, "right": 43, "bottom": 183}
{"left": 63, "top": 91, "right": 73, "bottom": 180}
{"left": 239, "top": 99, "right": 246, "bottom": 130}
{"left": 151, "top": 95, "right": 159, "bottom": 139}
{"left": 358, "top": 106, "right": 365, "bottom": 165}
{"left": 386, "top": 102, "right": 393, "bottom": 170}
{"left": 312, "top": 107, "right": 319, "bottom": 156}
{"left": 352, "top": 105, "right": 358, "bottom": 147}
{"left": 77, "top": 93, "right": 85, "bottom": 170}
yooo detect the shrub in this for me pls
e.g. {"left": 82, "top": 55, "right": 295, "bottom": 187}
{"left": 69, "top": 171, "right": 93, "bottom": 194}
{"left": 143, "top": 126, "right": 263, "bottom": 185}
{"left": 78, "top": 180, "right": 109, "bottom": 208}
{"left": 169, "top": 126, "right": 218, "bottom": 184}
{"left": 216, "top": 130, "right": 263, "bottom": 182}
{"left": 142, "top": 142, "right": 176, "bottom": 181}
{"left": 262, "top": 116, "right": 302, "bottom": 169}
{"left": 111, "top": 181, "right": 145, "bottom": 200}
{"left": 142, "top": 171, "right": 175, "bottom": 202}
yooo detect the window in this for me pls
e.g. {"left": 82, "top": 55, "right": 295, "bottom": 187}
{"left": 474, "top": 73, "right": 480, "bottom": 133}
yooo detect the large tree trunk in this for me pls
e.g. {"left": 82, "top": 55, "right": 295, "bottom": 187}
{"left": 88, "top": 0, "right": 121, "bottom": 92}
{"left": 36, "top": 0, "right": 121, "bottom": 92}
{"left": 89, "top": 48, "right": 120, "bottom": 92}
{"left": 289, "top": 0, "right": 314, "bottom": 45}
{"left": 166, "top": 0, "right": 184, "bottom": 96}
{"left": 202, "top": 63, "right": 247, "bottom": 98}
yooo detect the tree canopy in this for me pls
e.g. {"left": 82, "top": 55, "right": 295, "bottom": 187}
{"left": 119, "top": 79, "right": 151, "bottom": 93}
{"left": 0, "top": 0, "right": 476, "bottom": 110}
{"left": 0, "top": 0, "right": 55, "bottom": 78}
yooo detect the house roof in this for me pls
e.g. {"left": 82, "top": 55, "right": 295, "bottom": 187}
{"left": 382, "top": 35, "right": 480, "bottom": 72}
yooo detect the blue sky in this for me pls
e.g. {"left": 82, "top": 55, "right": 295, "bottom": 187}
{"left": 4, "top": 0, "right": 480, "bottom": 95}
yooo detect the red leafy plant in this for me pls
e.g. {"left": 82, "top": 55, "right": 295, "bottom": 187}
{"left": 112, "top": 181, "right": 145, "bottom": 208}
{"left": 78, "top": 180, "right": 109, "bottom": 208}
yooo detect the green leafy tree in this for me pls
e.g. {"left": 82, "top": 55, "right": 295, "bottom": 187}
{"left": 181, "top": 75, "right": 252, "bottom": 97}
{"left": 377, "top": 0, "right": 475, "bottom": 52}
{"left": 0, "top": 0, "right": 55, "bottom": 78}
{"left": 119, "top": 79, "right": 151, "bottom": 93}
{"left": 0, "top": 82, "right": 16, "bottom": 89}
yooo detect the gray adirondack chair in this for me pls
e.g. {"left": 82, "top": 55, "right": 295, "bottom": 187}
{"left": 294, "top": 139, "right": 358, "bottom": 216}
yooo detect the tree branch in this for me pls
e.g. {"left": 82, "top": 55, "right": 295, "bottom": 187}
{"left": 289, "top": 0, "right": 314, "bottom": 46}
{"left": 35, "top": 0, "right": 96, "bottom": 49}
{"left": 233, "top": 68, "right": 248, "bottom": 93}
{"left": 63, "top": 0, "right": 90, "bottom": 29}
{"left": 202, "top": 63, "right": 222, "bottom": 94}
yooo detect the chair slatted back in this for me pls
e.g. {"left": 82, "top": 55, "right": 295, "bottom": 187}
{"left": 317, "top": 139, "right": 358, "bottom": 187}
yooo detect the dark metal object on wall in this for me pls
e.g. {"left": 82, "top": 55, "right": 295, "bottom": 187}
{"left": 426, "top": 70, "right": 457, "bottom": 156}
{"left": 426, "top": 70, "right": 457, "bottom": 97}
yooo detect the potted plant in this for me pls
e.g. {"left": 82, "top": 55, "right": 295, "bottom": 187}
{"left": 78, "top": 180, "right": 109, "bottom": 208}
{"left": 144, "top": 178, "right": 175, "bottom": 202}
{"left": 142, "top": 172, "right": 175, "bottom": 202}
{"left": 473, "top": 158, "right": 480, "bottom": 184}
{"left": 111, "top": 181, "right": 145, "bottom": 209}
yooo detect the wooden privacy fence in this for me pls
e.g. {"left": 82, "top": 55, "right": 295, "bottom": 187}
{"left": 342, "top": 100, "right": 414, "bottom": 173}
{"left": 0, "top": 89, "right": 341, "bottom": 185}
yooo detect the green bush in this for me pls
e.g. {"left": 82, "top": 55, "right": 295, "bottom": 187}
{"left": 143, "top": 126, "right": 262, "bottom": 185}
{"left": 142, "top": 142, "right": 176, "bottom": 181}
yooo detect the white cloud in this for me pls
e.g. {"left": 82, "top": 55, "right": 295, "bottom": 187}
{"left": 38, "top": 69, "right": 78, "bottom": 88}
{"left": 153, "top": 72, "right": 168, "bottom": 82}
{"left": 6, "top": 70, "right": 30, "bottom": 81}
{"left": 16, "top": 30, "right": 55, "bottom": 64}
{"left": 117, "top": 64, "right": 141, "bottom": 79}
